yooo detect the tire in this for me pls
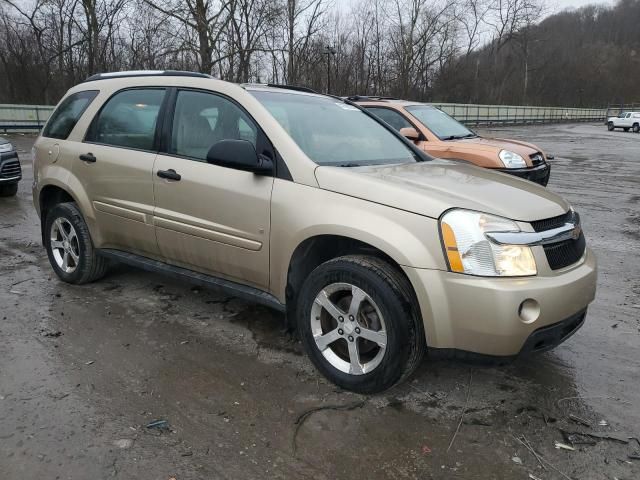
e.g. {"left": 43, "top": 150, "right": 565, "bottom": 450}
{"left": 623, "top": 127, "right": 630, "bottom": 132}
{"left": 44, "top": 202, "right": 108, "bottom": 284}
{"left": 0, "top": 183, "right": 18, "bottom": 197}
{"left": 607, "top": 122, "right": 614, "bottom": 131}
{"left": 296, "top": 255, "right": 426, "bottom": 394}
{"left": 633, "top": 123, "right": 640, "bottom": 134}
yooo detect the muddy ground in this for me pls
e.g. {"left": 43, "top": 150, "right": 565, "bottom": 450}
{"left": 0, "top": 123, "right": 639, "bottom": 479}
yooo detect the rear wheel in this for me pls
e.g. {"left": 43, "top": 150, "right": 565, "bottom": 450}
{"left": 44, "top": 202, "right": 108, "bottom": 284}
{"left": 297, "top": 255, "right": 425, "bottom": 393}
{"left": 633, "top": 123, "right": 639, "bottom": 133}
{"left": 607, "top": 122, "right": 614, "bottom": 131}
{"left": 0, "top": 183, "right": 18, "bottom": 197}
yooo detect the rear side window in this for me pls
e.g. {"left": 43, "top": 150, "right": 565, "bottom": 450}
{"left": 42, "top": 90, "right": 98, "bottom": 140}
{"left": 366, "top": 107, "right": 414, "bottom": 132}
{"left": 86, "top": 89, "right": 165, "bottom": 151}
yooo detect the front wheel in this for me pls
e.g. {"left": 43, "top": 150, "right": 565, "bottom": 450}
{"left": 44, "top": 202, "right": 108, "bottom": 284}
{"left": 607, "top": 122, "right": 614, "bottom": 131}
{"left": 297, "top": 255, "right": 425, "bottom": 393}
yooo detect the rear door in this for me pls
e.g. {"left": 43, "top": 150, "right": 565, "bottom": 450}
{"left": 69, "top": 87, "right": 167, "bottom": 256}
{"left": 152, "top": 88, "right": 274, "bottom": 289}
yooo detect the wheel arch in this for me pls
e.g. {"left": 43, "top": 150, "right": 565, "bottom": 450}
{"left": 37, "top": 179, "right": 99, "bottom": 245}
{"left": 282, "top": 233, "right": 421, "bottom": 331}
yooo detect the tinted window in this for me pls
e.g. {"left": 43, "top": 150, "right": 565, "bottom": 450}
{"left": 405, "top": 105, "right": 476, "bottom": 140}
{"left": 170, "top": 90, "right": 257, "bottom": 161}
{"left": 250, "top": 91, "right": 419, "bottom": 167}
{"left": 366, "top": 107, "right": 414, "bottom": 132}
{"left": 86, "top": 89, "right": 165, "bottom": 150}
{"left": 42, "top": 90, "right": 98, "bottom": 140}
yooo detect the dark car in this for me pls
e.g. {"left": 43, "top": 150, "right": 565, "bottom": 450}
{"left": 0, "top": 136, "right": 21, "bottom": 196}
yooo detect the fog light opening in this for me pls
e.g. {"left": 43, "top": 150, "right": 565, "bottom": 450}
{"left": 518, "top": 299, "right": 540, "bottom": 324}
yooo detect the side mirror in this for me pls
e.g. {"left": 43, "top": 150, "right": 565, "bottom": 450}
{"left": 399, "top": 127, "right": 421, "bottom": 141}
{"left": 206, "top": 139, "right": 273, "bottom": 175}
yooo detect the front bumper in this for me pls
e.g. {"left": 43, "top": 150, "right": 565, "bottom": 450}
{"left": 0, "top": 151, "right": 21, "bottom": 183}
{"left": 403, "top": 248, "right": 597, "bottom": 357}
{"left": 498, "top": 163, "right": 550, "bottom": 186}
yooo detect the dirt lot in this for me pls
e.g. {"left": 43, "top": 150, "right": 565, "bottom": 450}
{"left": 1, "top": 123, "right": 639, "bottom": 480}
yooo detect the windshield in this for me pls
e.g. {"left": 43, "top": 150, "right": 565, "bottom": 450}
{"left": 405, "top": 105, "right": 476, "bottom": 140}
{"left": 249, "top": 90, "right": 419, "bottom": 166}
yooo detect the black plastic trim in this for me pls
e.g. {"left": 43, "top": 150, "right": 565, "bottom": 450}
{"left": 497, "top": 162, "right": 551, "bottom": 186}
{"left": 429, "top": 309, "right": 587, "bottom": 363}
{"left": 98, "top": 249, "right": 286, "bottom": 312}
{"left": 265, "top": 84, "right": 318, "bottom": 94}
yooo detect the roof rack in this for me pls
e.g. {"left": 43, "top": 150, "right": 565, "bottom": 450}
{"left": 345, "top": 95, "right": 399, "bottom": 102}
{"left": 243, "top": 83, "right": 318, "bottom": 94}
{"left": 84, "top": 70, "right": 213, "bottom": 82}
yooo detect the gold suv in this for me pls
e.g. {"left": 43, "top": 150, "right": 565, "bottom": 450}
{"left": 32, "top": 71, "right": 597, "bottom": 393}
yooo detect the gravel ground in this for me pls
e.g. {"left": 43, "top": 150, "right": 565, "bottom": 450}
{"left": 0, "top": 123, "right": 638, "bottom": 480}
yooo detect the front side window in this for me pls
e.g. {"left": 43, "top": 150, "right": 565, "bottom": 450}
{"left": 250, "top": 91, "right": 420, "bottom": 167}
{"left": 170, "top": 90, "right": 258, "bottom": 161}
{"left": 86, "top": 89, "right": 165, "bottom": 150}
{"left": 366, "top": 107, "right": 414, "bottom": 132}
{"left": 42, "top": 90, "right": 98, "bottom": 140}
{"left": 406, "top": 105, "right": 476, "bottom": 140}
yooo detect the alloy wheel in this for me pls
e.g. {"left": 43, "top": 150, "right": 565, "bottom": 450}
{"left": 310, "top": 282, "right": 387, "bottom": 375}
{"left": 50, "top": 217, "right": 80, "bottom": 273}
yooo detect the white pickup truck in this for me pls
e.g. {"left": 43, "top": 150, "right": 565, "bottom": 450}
{"left": 607, "top": 111, "right": 640, "bottom": 132}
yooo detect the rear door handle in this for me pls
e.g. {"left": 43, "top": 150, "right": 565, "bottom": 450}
{"left": 79, "top": 153, "right": 96, "bottom": 163}
{"left": 157, "top": 169, "right": 181, "bottom": 181}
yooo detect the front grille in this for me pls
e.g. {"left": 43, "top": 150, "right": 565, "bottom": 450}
{"left": 529, "top": 152, "right": 545, "bottom": 166}
{"left": 543, "top": 232, "right": 586, "bottom": 270}
{"left": 531, "top": 210, "right": 586, "bottom": 270}
{"left": 531, "top": 210, "right": 575, "bottom": 232}
{"left": 0, "top": 160, "right": 21, "bottom": 178}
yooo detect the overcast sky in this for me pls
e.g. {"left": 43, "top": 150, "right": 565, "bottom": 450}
{"left": 548, "top": 0, "right": 616, "bottom": 12}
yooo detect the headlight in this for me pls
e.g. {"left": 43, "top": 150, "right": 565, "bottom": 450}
{"left": 0, "top": 143, "right": 14, "bottom": 153}
{"left": 499, "top": 150, "right": 526, "bottom": 169}
{"left": 440, "top": 209, "right": 537, "bottom": 277}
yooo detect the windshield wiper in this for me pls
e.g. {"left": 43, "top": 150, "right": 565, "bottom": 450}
{"left": 442, "top": 133, "right": 477, "bottom": 140}
{"left": 337, "top": 163, "right": 365, "bottom": 167}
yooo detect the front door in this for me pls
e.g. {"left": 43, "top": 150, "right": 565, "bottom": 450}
{"left": 152, "top": 89, "right": 274, "bottom": 289}
{"left": 71, "top": 88, "right": 167, "bottom": 256}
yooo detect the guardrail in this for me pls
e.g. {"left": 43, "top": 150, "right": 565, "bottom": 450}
{"left": 0, "top": 104, "right": 55, "bottom": 133}
{"left": 431, "top": 103, "right": 607, "bottom": 126}
{"left": 0, "top": 101, "right": 607, "bottom": 133}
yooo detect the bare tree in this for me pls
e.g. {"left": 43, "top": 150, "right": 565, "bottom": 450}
{"left": 142, "top": 0, "right": 233, "bottom": 73}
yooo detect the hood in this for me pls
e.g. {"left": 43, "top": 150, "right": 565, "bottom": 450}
{"left": 0, "top": 137, "right": 8, "bottom": 145}
{"left": 315, "top": 160, "right": 568, "bottom": 221}
{"left": 454, "top": 137, "right": 543, "bottom": 165}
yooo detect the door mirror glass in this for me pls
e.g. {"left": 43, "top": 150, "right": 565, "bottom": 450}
{"left": 399, "top": 127, "right": 420, "bottom": 141}
{"left": 206, "top": 139, "right": 272, "bottom": 175}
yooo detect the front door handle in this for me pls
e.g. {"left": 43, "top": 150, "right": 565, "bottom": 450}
{"left": 79, "top": 153, "right": 96, "bottom": 163}
{"left": 157, "top": 169, "right": 181, "bottom": 181}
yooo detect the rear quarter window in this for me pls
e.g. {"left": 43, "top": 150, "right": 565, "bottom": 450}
{"left": 42, "top": 90, "right": 98, "bottom": 140}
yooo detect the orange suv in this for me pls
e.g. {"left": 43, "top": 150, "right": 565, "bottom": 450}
{"left": 351, "top": 97, "right": 551, "bottom": 186}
